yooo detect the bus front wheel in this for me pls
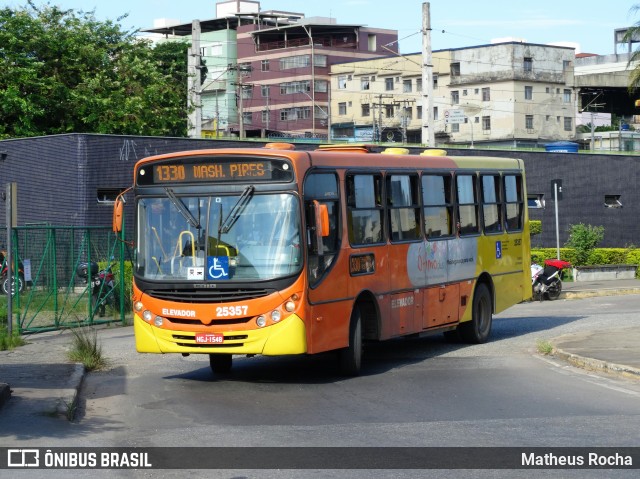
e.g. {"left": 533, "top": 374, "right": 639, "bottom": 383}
{"left": 459, "top": 283, "right": 492, "bottom": 344}
{"left": 209, "top": 354, "right": 233, "bottom": 375}
{"left": 338, "top": 307, "right": 363, "bottom": 376}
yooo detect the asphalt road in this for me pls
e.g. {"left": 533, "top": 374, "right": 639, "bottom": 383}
{"left": 3, "top": 295, "right": 640, "bottom": 479}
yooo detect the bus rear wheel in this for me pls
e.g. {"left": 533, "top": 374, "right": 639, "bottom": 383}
{"left": 338, "top": 306, "right": 363, "bottom": 376}
{"left": 209, "top": 354, "right": 233, "bottom": 375}
{"left": 459, "top": 283, "right": 492, "bottom": 344}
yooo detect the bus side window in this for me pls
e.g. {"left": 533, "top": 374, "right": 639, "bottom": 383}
{"left": 456, "top": 174, "right": 480, "bottom": 236}
{"left": 346, "top": 173, "right": 384, "bottom": 245}
{"left": 422, "top": 173, "right": 453, "bottom": 238}
{"left": 504, "top": 174, "right": 524, "bottom": 231}
{"left": 481, "top": 174, "right": 502, "bottom": 234}
{"left": 303, "top": 173, "right": 340, "bottom": 286}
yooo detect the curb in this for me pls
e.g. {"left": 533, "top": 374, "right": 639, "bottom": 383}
{"left": 55, "top": 363, "right": 86, "bottom": 419}
{"left": 552, "top": 348, "right": 640, "bottom": 380}
{"left": 560, "top": 287, "right": 640, "bottom": 300}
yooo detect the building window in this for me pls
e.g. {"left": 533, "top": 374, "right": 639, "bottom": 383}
{"left": 261, "top": 85, "right": 270, "bottom": 97}
{"left": 280, "top": 80, "right": 311, "bottom": 95}
{"left": 450, "top": 62, "right": 460, "bottom": 77}
{"left": 385, "top": 77, "right": 394, "bottom": 91}
{"left": 563, "top": 60, "right": 572, "bottom": 71}
{"left": 242, "top": 112, "right": 252, "bottom": 125}
{"left": 361, "top": 104, "right": 370, "bottom": 117}
{"left": 338, "top": 102, "right": 347, "bottom": 115}
{"left": 97, "top": 188, "right": 127, "bottom": 205}
{"left": 241, "top": 85, "right": 253, "bottom": 99}
{"left": 528, "top": 194, "right": 545, "bottom": 209}
{"left": 463, "top": 89, "right": 468, "bottom": 96}
{"left": 563, "top": 89, "right": 572, "bottom": 103}
{"left": 314, "top": 80, "right": 328, "bottom": 92}
{"left": 433, "top": 74, "right": 438, "bottom": 88}
{"left": 482, "top": 116, "right": 491, "bottom": 131}
{"left": 524, "top": 57, "right": 533, "bottom": 72}
{"left": 604, "top": 195, "right": 622, "bottom": 208}
{"left": 482, "top": 87, "right": 490, "bottom": 101}
{"left": 564, "top": 117, "right": 572, "bottom": 131}
{"left": 416, "top": 78, "right": 422, "bottom": 92}
{"left": 403, "top": 79, "right": 412, "bottom": 93}
{"left": 261, "top": 110, "right": 269, "bottom": 123}
{"left": 368, "top": 33, "right": 377, "bottom": 52}
{"left": 261, "top": 59, "right": 269, "bottom": 72}
{"left": 526, "top": 115, "right": 534, "bottom": 130}
{"left": 385, "top": 104, "right": 394, "bottom": 118}
{"left": 403, "top": 107, "right": 412, "bottom": 122}
{"left": 361, "top": 76, "right": 371, "bottom": 90}
{"left": 451, "top": 123, "right": 460, "bottom": 133}
{"left": 451, "top": 91, "right": 459, "bottom": 105}
{"left": 338, "top": 75, "right": 347, "bottom": 89}
{"left": 525, "top": 86, "right": 533, "bottom": 100}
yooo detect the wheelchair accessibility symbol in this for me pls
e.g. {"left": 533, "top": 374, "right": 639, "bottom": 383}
{"left": 207, "top": 256, "right": 229, "bottom": 280}
{"left": 495, "top": 241, "right": 502, "bottom": 259}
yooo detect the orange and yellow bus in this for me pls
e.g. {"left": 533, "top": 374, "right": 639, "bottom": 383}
{"left": 114, "top": 143, "right": 531, "bottom": 376}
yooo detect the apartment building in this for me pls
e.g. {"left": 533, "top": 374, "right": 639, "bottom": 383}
{"left": 330, "top": 42, "right": 577, "bottom": 146}
{"left": 235, "top": 20, "right": 397, "bottom": 139}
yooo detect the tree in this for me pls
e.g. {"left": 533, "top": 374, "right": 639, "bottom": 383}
{"left": 625, "top": 5, "right": 640, "bottom": 91}
{"left": 0, "top": 2, "right": 191, "bottom": 138}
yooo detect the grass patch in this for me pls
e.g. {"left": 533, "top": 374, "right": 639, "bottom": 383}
{"left": 536, "top": 339, "right": 554, "bottom": 355}
{"left": 67, "top": 327, "right": 107, "bottom": 371}
{"left": 0, "top": 325, "right": 26, "bottom": 351}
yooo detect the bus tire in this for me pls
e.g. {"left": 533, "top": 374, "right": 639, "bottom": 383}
{"left": 459, "top": 283, "right": 492, "bottom": 344}
{"left": 209, "top": 354, "right": 233, "bottom": 374}
{"left": 338, "top": 306, "right": 363, "bottom": 376}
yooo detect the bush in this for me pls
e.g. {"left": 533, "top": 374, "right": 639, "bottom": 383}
{"left": 531, "top": 247, "right": 640, "bottom": 278}
{"left": 530, "top": 220, "right": 542, "bottom": 236}
{"left": 564, "top": 223, "right": 604, "bottom": 266}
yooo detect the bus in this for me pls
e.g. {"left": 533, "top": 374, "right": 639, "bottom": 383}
{"left": 113, "top": 143, "right": 531, "bottom": 376}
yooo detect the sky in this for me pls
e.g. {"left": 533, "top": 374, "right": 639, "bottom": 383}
{"left": 11, "top": 1, "right": 640, "bottom": 55}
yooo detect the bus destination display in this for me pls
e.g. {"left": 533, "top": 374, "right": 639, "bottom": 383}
{"left": 154, "top": 161, "right": 271, "bottom": 183}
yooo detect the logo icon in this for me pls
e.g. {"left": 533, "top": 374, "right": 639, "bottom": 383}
{"left": 8, "top": 449, "right": 39, "bottom": 467}
{"left": 495, "top": 241, "right": 502, "bottom": 259}
{"left": 207, "top": 256, "right": 229, "bottom": 280}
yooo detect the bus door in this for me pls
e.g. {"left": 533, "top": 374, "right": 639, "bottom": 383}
{"left": 303, "top": 172, "right": 346, "bottom": 353}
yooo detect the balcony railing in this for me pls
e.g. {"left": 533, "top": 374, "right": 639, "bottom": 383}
{"left": 256, "top": 36, "right": 357, "bottom": 52}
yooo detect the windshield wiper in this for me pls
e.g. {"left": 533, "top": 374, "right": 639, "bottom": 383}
{"left": 219, "top": 185, "right": 254, "bottom": 234}
{"left": 164, "top": 188, "right": 201, "bottom": 229}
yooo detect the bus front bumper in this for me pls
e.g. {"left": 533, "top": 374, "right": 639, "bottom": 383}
{"left": 134, "top": 313, "right": 307, "bottom": 356}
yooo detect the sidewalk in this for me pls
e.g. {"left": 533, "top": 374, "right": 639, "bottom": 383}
{"left": 1, "top": 279, "right": 639, "bottom": 418}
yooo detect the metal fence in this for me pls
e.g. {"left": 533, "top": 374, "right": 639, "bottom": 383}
{"left": 1, "top": 225, "right": 132, "bottom": 333}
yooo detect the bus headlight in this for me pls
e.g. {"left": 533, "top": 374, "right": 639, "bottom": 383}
{"left": 271, "top": 310, "right": 281, "bottom": 322}
{"left": 135, "top": 301, "right": 144, "bottom": 312}
{"left": 154, "top": 316, "right": 164, "bottom": 327}
{"left": 256, "top": 315, "right": 267, "bottom": 328}
{"left": 143, "top": 310, "right": 153, "bottom": 322}
{"left": 284, "top": 301, "right": 295, "bottom": 312}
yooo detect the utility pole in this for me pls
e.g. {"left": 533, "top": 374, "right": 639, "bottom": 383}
{"left": 422, "top": 3, "right": 435, "bottom": 146}
{"left": 187, "top": 20, "right": 202, "bottom": 139}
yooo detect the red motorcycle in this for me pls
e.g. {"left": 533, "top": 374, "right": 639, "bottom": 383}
{"left": 531, "top": 259, "right": 572, "bottom": 301}
{"left": 1, "top": 250, "right": 24, "bottom": 295}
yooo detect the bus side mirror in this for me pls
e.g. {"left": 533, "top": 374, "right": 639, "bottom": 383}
{"left": 112, "top": 197, "right": 124, "bottom": 233}
{"left": 314, "top": 201, "right": 330, "bottom": 237}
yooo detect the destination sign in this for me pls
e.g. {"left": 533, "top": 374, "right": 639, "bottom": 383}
{"left": 136, "top": 156, "right": 293, "bottom": 185}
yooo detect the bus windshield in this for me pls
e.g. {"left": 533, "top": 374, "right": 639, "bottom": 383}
{"left": 136, "top": 192, "right": 301, "bottom": 282}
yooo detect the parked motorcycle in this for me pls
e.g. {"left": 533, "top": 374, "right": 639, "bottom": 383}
{"left": 531, "top": 259, "right": 572, "bottom": 301}
{"left": 77, "top": 261, "right": 119, "bottom": 316}
{"left": 1, "top": 249, "right": 24, "bottom": 295}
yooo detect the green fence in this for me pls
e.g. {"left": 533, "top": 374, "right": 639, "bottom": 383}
{"left": 1, "top": 225, "right": 132, "bottom": 333}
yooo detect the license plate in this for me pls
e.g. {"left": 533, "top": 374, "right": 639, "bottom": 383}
{"left": 195, "top": 333, "right": 224, "bottom": 344}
